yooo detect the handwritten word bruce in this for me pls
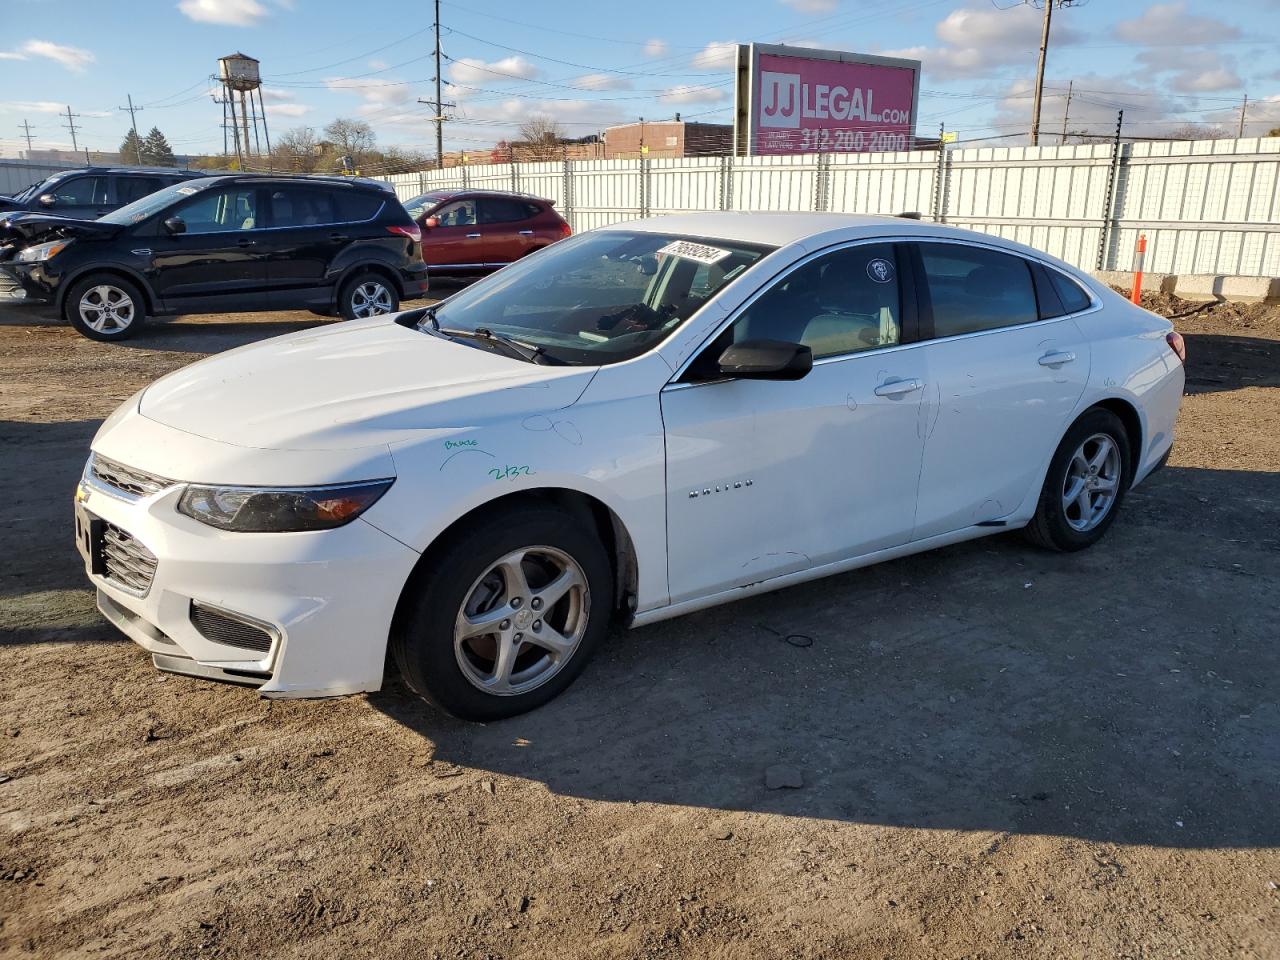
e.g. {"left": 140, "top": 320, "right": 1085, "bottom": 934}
{"left": 444, "top": 439, "right": 478, "bottom": 449}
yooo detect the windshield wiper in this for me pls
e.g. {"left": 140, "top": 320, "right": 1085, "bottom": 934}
{"left": 441, "top": 326, "right": 562, "bottom": 365}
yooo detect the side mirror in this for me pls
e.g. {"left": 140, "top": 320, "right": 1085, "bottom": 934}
{"left": 718, "top": 339, "right": 813, "bottom": 381}
{"left": 38, "top": 194, "right": 56, "bottom": 208}
{"left": 163, "top": 216, "right": 187, "bottom": 235}
{"left": 423, "top": 216, "right": 440, "bottom": 229}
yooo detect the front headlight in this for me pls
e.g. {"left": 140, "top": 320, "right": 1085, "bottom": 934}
{"left": 17, "top": 239, "right": 72, "bottom": 263}
{"left": 177, "top": 479, "right": 394, "bottom": 532}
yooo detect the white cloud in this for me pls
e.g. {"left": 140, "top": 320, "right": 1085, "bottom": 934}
{"left": 368, "top": 58, "right": 388, "bottom": 71}
{"left": 177, "top": 0, "right": 268, "bottom": 25}
{"left": 992, "top": 74, "right": 1180, "bottom": 142}
{"left": 572, "top": 73, "right": 632, "bottom": 91}
{"left": 325, "top": 77, "right": 416, "bottom": 113}
{"left": 21, "top": 40, "right": 94, "bottom": 72}
{"left": 692, "top": 41, "right": 739, "bottom": 70}
{"left": 643, "top": 39, "right": 668, "bottom": 58}
{"left": 0, "top": 52, "right": 27, "bottom": 61}
{"left": 1114, "top": 2, "right": 1239, "bottom": 46}
{"left": 659, "top": 84, "right": 726, "bottom": 105}
{"left": 1137, "top": 48, "right": 1243, "bottom": 94}
{"left": 781, "top": 0, "right": 836, "bottom": 12}
{"left": 447, "top": 56, "right": 540, "bottom": 85}
{"left": 885, "top": 4, "right": 1080, "bottom": 81}
{"left": 0, "top": 100, "right": 69, "bottom": 114}
{"left": 266, "top": 102, "right": 311, "bottom": 116}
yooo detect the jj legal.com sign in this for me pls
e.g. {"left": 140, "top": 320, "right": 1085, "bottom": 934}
{"left": 751, "top": 51, "right": 918, "bottom": 155}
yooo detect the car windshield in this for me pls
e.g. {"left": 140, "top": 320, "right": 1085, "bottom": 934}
{"left": 100, "top": 180, "right": 201, "bottom": 225}
{"left": 13, "top": 174, "right": 65, "bottom": 202}
{"left": 402, "top": 191, "right": 451, "bottom": 220}
{"left": 421, "top": 230, "right": 773, "bottom": 366}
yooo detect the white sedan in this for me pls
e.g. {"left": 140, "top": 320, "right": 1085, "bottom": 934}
{"left": 75, "top": 213, "right": 1186, "bottom": 720}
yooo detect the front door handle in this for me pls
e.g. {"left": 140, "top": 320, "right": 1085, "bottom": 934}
{"left": 236, "top": 238, "right": 256, "bottom": 247}
{"left": 518, "top": 229, "right": 534, "bottom": 236}
{"left": 1038, "top": 350, "right": 1077, "bottom": 367}
{"left": 466, "top": 232, "right": 482, "bottom": 239}
{"left": 873, "top": 378, "right": 924, "bottom": 397}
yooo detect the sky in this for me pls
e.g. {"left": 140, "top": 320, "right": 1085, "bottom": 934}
{"left": 2, "top": 0, "right": 1279, "bottom": 163}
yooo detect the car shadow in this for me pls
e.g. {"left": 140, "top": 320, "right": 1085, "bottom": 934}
{"left": 369, "top": 464, "right": 1280, "bottom": 850}
{"left": 1182, "top": 333, "right": 1279, "bottom": 393}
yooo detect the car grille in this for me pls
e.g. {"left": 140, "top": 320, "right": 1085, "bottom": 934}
{"left": 101, "top": 522, "right": 158, "bottom": 596}
{"left": 91, "top": 454, "right": 174, "bottom": 499}
{"left": 189, "top": 602, "right": 275, "bottom": 654}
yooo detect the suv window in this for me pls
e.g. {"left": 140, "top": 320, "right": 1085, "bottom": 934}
{"left": 434, "top": 199, "right": 476, "bottom": 226}
{"left": 1049, "top": 269, "right": 1092, "bottom": 314}
{"left": 267, "top": 186, "right": 337, "bottom": 227}
{"left": 178, "top": 187, "right": 259, "bottom": 233}
{"left": 115, "top": 176, "right": 165, "bottom": 205}
{"left": 731, "top": 243, "right": 902, "bottom": 360}
{"left": 334, "top": 190, "right": 383, "bottom": 222}
{"left": 919, "top": 243, "right": 1038, "bottom": 337}
{"left": 52, "top": 176, "right": 108, "bottom": 205}
{"left": 479, "top": 197, "right": 532, "bottom": 224}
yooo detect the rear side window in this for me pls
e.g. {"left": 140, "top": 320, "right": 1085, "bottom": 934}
{"left": 115, "top": 177, "right": 164, "bottom": 204}
{"left": 480, "top": 198, "right": 533, "bottom": 224}
{"left": 334, "top": 190, "right": 383, "bottom": 222}
{"left": 1049, "top": 269, "right": 1093, "bottom": 314}
{"left": 918, "top": 243, "right": 1038, "bottom": 338}
{"left": 267, "top": 187, "right": 337, "bottom": 227}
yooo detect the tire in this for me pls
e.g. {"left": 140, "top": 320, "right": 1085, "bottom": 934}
{"left": 1023, "top": 407, "right": 1132, "bottom": 552}
{"left": 391, "top": 504, "right": 613, "bottom": 721}
{"left": 337, "top": 271, "right": 399, "bottom": 321}
{"left": 64, "top": 275, "right": 147, "bottom": 342}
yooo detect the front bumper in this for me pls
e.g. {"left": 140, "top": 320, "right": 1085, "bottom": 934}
{"left": 0, "top": 262, "right": 55, "bottom": 303}
{"left": 74, "top": 467, "right": 421, "bottom": 698}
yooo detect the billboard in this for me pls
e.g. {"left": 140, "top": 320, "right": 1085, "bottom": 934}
{"left": 733, "top": 43, "right": 921, "bottom": 156}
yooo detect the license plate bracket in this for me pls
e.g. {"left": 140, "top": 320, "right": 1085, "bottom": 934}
{"left": 75, "top": 506, "right": 107, "bottom": 575}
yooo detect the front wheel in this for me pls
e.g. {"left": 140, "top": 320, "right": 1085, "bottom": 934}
{"left": 64, "top": 275, "right": 147, "bottom": 341}
{"left": 338, "top": 271, "right": 399, "bottom": 321}
{"left": 391, "top": 505, "right": 613, "bottom": 720}
{"left": 1023, "top": 408, "right": 1131, "bottom": 552}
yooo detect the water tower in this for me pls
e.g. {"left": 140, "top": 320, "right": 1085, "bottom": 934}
{"left": 217, "top": 52, "right": 272, "bottom": 168}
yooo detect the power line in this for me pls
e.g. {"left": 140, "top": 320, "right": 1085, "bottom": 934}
{"left": 118, "top": 94, "right": 144, "bottom": 163}
{"left": 18, "top": 119, "right": 35, "bottom": 153}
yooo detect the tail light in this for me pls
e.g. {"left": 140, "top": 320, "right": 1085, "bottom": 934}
{"left": 559, "top": 222, "right": 572, "bottom": 238}
{"left": 386, "top": 224, "right": 422, "bottom": 242}
{"left": 1166, "top": 330, "right": 1186, "bottom": 363}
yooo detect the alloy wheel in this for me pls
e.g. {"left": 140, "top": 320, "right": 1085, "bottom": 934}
{"left": 349, "top": 281, "right": 393, "bottom": 318}
{"left": 78, "top": 285, "right": 135, "bottom": 334}
{"left": 1061, "top": 432, "right": 1122, "bottom": 532}
{"left": 453, "top": 545, "right": 591, "bottom": 696}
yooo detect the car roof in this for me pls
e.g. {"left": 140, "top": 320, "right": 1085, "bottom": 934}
{"left": 604, "top": 212, "right": 1080, "bottom": 268}
{"left": 415, "top": 188, "right": 550, "bottom": 203}
{"left": 192, "top": 173, "right": 395, "bottom": 193}
{"left": 46, "top": 166, "right": 203, "bottom": 178}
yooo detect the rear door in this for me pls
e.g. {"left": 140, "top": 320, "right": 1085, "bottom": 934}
{"left": 421, "top": 198, "right": 481, "bottom": 267}
{"left": 147, "top": 185, "right": 270, "bottom": 311}
{"left": 111, "top": 175, "right": 166, "bottom": 211}
{"left": 260, "top": 184, "right": 342, "bottom": 306}
{"left": 477, "top": 196, "right": 534, "bottom": 263}
{"left": 908, "top": 241, "right": 1090, "bottom": 539}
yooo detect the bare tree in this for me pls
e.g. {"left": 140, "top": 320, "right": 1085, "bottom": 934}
{"left": 1165, "top": 124, "right": 1228, "bottom": 141}
{"left": 272, "top": 126, "right": 322, "bottom": 172}
{"left": 324, "top": 117, "right": 377, "bottom": 165}
{"left": 515, "top": 115, "right": 566, "bottom": 161}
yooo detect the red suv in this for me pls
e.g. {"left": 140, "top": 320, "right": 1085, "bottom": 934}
{"left": 402, "top": 189, "right": 571, "bottom": 276}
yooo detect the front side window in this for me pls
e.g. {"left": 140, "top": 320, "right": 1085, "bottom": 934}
{"left": 919, "top": 243, "right": 1038, "bottom": 338}
{"left": 423, "top": 231, "right": 772, "bottom": 365}
{"left": 52, "top": 176, "right": 108, "bottom": 205}
{"left": 433, "top": 199, "right": 476, "bottom": 227}
{"left": 731, "top": 243, "right": 902, "bottom": 359}
{"left": 179, "top": 188, "right": 259, "bottom": 233}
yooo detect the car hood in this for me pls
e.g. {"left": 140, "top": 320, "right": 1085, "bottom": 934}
{"left": 0, "top": 212, "right": 120, "bottom": 245}
{"left": 138, "top": 316, "right": 598, "bottom": 451}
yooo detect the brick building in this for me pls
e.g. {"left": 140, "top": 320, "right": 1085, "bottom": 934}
{"left": 603, "top": 119, "right": 733, "bottom": 160}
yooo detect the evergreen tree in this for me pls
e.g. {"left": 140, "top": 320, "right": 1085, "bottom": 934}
{"left": 119, "top": 129, "right": 145, "bottom": 165}
{"left": 140, "top": 127, "right": 176, "bottom": 166}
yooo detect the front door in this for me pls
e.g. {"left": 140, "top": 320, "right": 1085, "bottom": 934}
{"left": 661, "top": 242, "right": 927, "bottom": 604}
{"left": 908, "top": 241, "right": 1091, "bottom": 539}
{"left": 42, "top": 174, "right": 111, "bottom": 220}
{"left": 147, "top": 185, "right": 269, "bottom": 311}
{"left": 422, "top": 197, "right": 482, "bottom": 268}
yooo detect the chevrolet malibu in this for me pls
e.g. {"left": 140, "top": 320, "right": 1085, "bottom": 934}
{"left": 75, "top": 213, "right": 1186, "bottom": 720}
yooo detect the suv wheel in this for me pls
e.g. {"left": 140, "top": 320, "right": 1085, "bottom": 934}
{"left": 391, "top": 504, "right": 613, "bottom": 721}
{"left": 65, "top": 275, "right": 146, "bottom": 342}
{"left": 339, "top": 272, "right": 399, "bottom": 321}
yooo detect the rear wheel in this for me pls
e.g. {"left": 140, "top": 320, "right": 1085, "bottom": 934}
{"left": 65, "top": 275, "right": 146, "bottom": 341}
{"left": 1024, "top": 408, "right": 1131, "bottom": 552}
{"left": 391, "top": 505, "right": 613, "bottom": 720}
{"left": 338, "top": 271, "right": 399, "bottom": 321}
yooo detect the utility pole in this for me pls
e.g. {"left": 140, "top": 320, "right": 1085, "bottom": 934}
{"left": 1029, "top": 0, "right": 1054, "bottom": 145}
{"left": 18, "top": 119, "right": 35, "bottom": 154}
{"left": 434, "top": 0, "right": 445, "bottom": 168}
{"left": 62, "top": 105, "right": 81, "bottom": 153}
{"left": 1238, "top": 94, "right": 1248, "bottom": 138}
{"left": 118, "top": 94, "right": 143, "bottom": 163}
{"left": 1060, "top": 80, "right": 1073, "bottom": 145}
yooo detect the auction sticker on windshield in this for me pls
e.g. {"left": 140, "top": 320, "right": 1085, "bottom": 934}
{"left": 657, "top": 240, "right": 733, "bottom": 265}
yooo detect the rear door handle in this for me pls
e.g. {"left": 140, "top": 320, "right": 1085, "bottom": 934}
{"left": 518, "top": 230, "right": 534, "bottom": 236}
{"left": 873, "top": 378, "right": 924, "bottom": 397}
{"left": 1038, "top": 350, "right": 1077, "bottom": 366}
{"left": 236, "top": 238, "right": 256, "bottom": 247}
{"left": 329, "top": 233, "right": 349, "bottom": 242}
{"left": 466, "top": 232, "right": 482, "bottom": 239}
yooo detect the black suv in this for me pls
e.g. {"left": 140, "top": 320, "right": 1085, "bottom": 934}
{"left": 0, "top": 174, "right": 429, "bottom": 341}
{"left": 0, "top": 166, "right": 203, "bottom": 221}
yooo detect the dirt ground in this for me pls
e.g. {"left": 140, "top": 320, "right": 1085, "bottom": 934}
{"left": 1, "top": 293, "right": 1277, "bottom": 960}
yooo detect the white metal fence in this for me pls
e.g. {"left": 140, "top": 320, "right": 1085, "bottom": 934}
{"left": 378, "top": 136, "right": 1280, "bottom": 278}
{"left": 0, "top": 159, "right": 82, "bottom": 196}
